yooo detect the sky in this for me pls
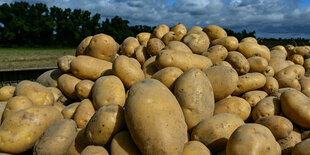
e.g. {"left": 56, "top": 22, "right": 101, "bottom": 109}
{"left": 1, "top": 0, "right": 310, "bottom": 39}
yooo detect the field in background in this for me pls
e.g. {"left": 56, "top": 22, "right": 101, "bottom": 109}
{"left": 0, "top": 48, "right": 75, "bottom": 70}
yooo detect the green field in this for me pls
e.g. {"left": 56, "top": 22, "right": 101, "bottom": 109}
{"left": 0, "top": 48, "right": 75, "bottom": 71}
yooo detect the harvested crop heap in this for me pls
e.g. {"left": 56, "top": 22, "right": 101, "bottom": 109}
{"left": 0, "top": 24, "right": 310, "bottom": 155}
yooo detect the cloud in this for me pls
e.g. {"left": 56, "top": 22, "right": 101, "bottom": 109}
{"left": 1, "top": 0, "right": 310, "bottom": 38}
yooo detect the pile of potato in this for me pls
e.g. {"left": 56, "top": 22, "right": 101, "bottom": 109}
{"left": 0, "top": 24, "right": 310, "bottom": 155}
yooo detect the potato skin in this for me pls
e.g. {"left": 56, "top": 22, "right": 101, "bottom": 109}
{"left": 33, "top": 119, "right": 77, "bottom": 155}
{"left": 0, "top": 86, "right": 15, "bottom": 101}
{"left": 151, "top": 24, "right": 170, "bottom": 39}
{"left": 73, "top": 99, "right": 95, "bottom": 128}
{"left": 164, "top": 41, "right": 192, "bottom": 53}
{"left": 233, "top": 73, "right": 266, "bottom": 95}
{"left": 278, "top": 78, "right": 301, "bottom": 90}
{"left": 76, "top": 36, "right": 93, "bottom": 56}
{"left": 242, "top": 90, "right": 268, "bottom": 107}
{"left": 174, "top": 68, "right": 214, "bottom": 130}
{"left": 202, "top": 45, "right": 228, "bottom": 64}
{"left": 58, "top": 73, "right": 81, "bottom": 99}
{"left": 252, "top": 96, "right": 281, "bottom": 121}
{"left": 248, "top": 56, "right": 268, "bottom": 73}
{"left": 275, "top": 65, "right": 305, "bottom": 80}
{"left": 125, "top": 79, "right": 187, "bottom": 155}
{"left": 211, "top": 36, "right": 239, "bottom": 51}
{"left": 61, "top": 102, "right": 80, "bottom": 119}
{"left": 36, "top": 69, "right": 62, "bottom": 87}
{"left": 191, "top": 113, "right": 244, "bottom": 152}
{"left": 75, "top": 80, "right": 94, "bottom": 100}
{"left": 134, "top": 45, "right": 148, "bottom": 65}
{"left": 263, "top": 66, "right": 275, "bottom": 77}
{"left": 263, "top": 77, "right": 279, "bottom": 94}
{"left": 238, "top": 42, "right": 271, "bottom": 61}
{"left": 146, "top": 38, "right": 165, "bottom": 56}
{"left": 81, "top": 145, "right": 109, "bottom": 155}
{"left": 225, "top": 51, "right": 250, "bottom": 75}
{"left": 152, "top": 67, "right": 183, "bottom": 90}
{"left": 57, "top": 55, "right": 76, "bottom": 73}
{"left": 161, "top": 31, "right": 178, "bottom": 44}
{"left": 182, "top": 30, "right": 210, "bottom": 54}
{"left": 290, "top": 54, "right": 304, "bottom": 65}
{"left": 136, "top": 32, "right": 151, "bottom": 47}
{"left": 0, "top": 105, "right": 63, "bottom": 154}
{"left": 121, "top": 37, "right": 140, "bottom": 57}
{"left": 203, "top": 25, "right": 227, "bottom": 41}
{"left": 142, "top": 56, "right": 158, "bottom": 78}
{"left": 171, "top": 23, "right": 187, "bottom": 41}
{"left": 292, "top": 139, "right": 310, "bottom": 155}
{"left": 110, "top": 131, "right": 141, "bottom": 155}
{"left": 2, "top": 96, "right": 33, "bottom": 121}
{"left": 182, "top": 141, "right": 211, "bottom": 155}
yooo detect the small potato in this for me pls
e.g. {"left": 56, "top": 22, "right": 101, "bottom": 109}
{"left": 211, "top": 36, "right": 239, "bottom": 51}
{"left": 263, "top": 77, "right": 279, "bottom": 94}
{"left": 113, "top": 55, "right": 144, "bottom": 89}
{"left": 36, "top": 69, "right": 62, "bottom": 87}
{"left": 151, "top": 24, "right": 170, "bottom": 39}
{"left": 156, "top": 50, "right": 212, "bottom": 71}
{"left": 214, "top": 61, "right": 233, "bottom": 68}
{"left": 142, "top": 56, "right": 158, "bottom": 78}
{"left": 134, "top": 45, "right": 148, "bottom": 65}
{"left": 73, "top": 99, "right": 95, "bottom": 128}
{"left": 256, "top": 116, "right": 293, "bottom": 140}
{"left": 182, "top": 30, "right": 210, "bottom": 54}
{"left": 81, "top": 145, "right": 109, "bottom": 155}
{"left": 240, "top": 37, "right": 257, "bottom": 43}
{"left": 225, "top": 51, "right": 250, "bottom": 75}
{"left": 164, "top": 41, "right": 192, "bottom": 53}
{"left": 76, "top": 36, "right": 93, "bottom": 56}
{"left": 292, "top": 139, "right": 310, "bottom": 155}
{"left": 275, "top": 65, "right": 305, "bottom": 80}
{"left": 232, "top": 73, "right": 267, "bottom": 95}
{"left": 75, "top": 80, "right": 94, "bottom": 100}
{"left": 120, "top": 37, "right": 140, "bottom": 57}
{"left": 187, "top": 26, "right": 202, "bottom": 33}
{"left": 110, "top": 131, "right": 141, "bottom": 155}
{"left": 203, "top": 25, "right": 227, "bottom": 41}
{"left": 33, "top": 119, "right": 77, "bottom": 155}
{"left": 263, "top": 66, "right": 275, "bottom": 77}
{"left": 252, "top": 96, "right": 281, "bottom": 121}
{"left": 183, "top": 141, "right": 211, "bottom": 155}
{"left": 204, "top": 66, "right": 239, "bottom": 101}
{"left": 191, "top": 113, "right": 244, "bottom": 152}
{"left": 242, "top": 90, "right": 268, "bottom": 107}
{"left": 136, "top": 32, "right": 151, "bottom": 47}
{"left": 14, "top": 80, "right": 54, "bottom": 106}
{"left": 57, "top": 55, "right": 76, "bottom": 73}
{"left": 226, "top": 123, "right": 281, "bottom": 155}
{"left": 278, "top": 78, "right": 301, "bottom": 91}
{"left": 146, "top": 38, "right": 165, "bottom": 56}
{"left": 58, "top": 73, "right": 81, "bottom": 99}
{"left": 2, "top": 96, "right": 33, "bottom": 121}
{"left": 248, "top": 56, "right": 268, "bottom": 73}
{"left": 202, "top": 45, "right": 228, "bottom": 64}
{"left": 0, "top": 86, "right": 15, "bottom": 101}
{"left": 70, "top": 55, "right": 112, "bottom": 80}
{"left": 214, "top": 96, "right": 251, "bottom": 121}
{"left": 174, "top": 68, "right": 214, "bottom": 130}
{"left": 152, "top": 67, "right": 183, "bottom": 90}
{"left": 277, "top": 129, "right": 301, "bottom": 155}
{"left": 303, "top": 58, "right": 310, "bottom": 70}
{"left": 290, "top": 54, "right": 304, "bottom": 65}
{"left": 161, "top": 31, "right": 178, "bottom": 44}
{"left": 171, "top": 23, "right": 187, "bottom": 41}
{"left": 238, "top": 42, "right": 271, "bottom": 61}
{"left": 86, "top": 33, "right": 119, "bottom": 61}
{"left": 61, "top": 102, "right": 80, "bottom": 119}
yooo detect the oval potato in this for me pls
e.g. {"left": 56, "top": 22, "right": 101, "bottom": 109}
{"left": 0, "top": 86, "right": 15, "bottom": 101}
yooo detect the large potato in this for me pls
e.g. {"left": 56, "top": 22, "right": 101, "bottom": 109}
{"left": 171, "top": 23, "right": 187, "bottom": 41}
{"left": 75, "top": 80, "right": 94, "bottom": 100}
{"left": 241, "top": 90, "right": 268, "bottom": 107}
{"left": 232, "top": 73, "right": 266, "bottom": 95}
{"left": 136, "top": 32, "right": 151, "bottom": 47}
{"left": 252, "top": 96, "right": 281, "bottom": 121}
{"left": 203, "top": 25, "right": 227, "bottom": 41}
{"left": 151, "top": 24, "right": 170, "bottom": 39}
{"left": 182, "top": 30, "right": 210, "bottom": 54}
{"left": 277, "top": 128, "right": 301, "bottom": 155}
{"left": 125, "top": 79, "right": 187, "bottom": 154}
{"left": 204, "top": 66, "right": 238, "bottom": 101}
{"left": 263, "top": 77, "right": 279, "bottom": 94}
{"left": 80, "top": 145, "right": 109, "bottom": 155}
{"left": 76, "top": 36, "right": 93, "bottom": 56}
{"left": 36, "top": 69, "right": 62, "bottom": 87}
{"left": 113, "top": 55, "right": 144, "bottom": 89}
{"left": 2, "top": 96, "right": 33, "bottom": 121}
{"left": 142, "top": 56, "right": 158, "bottom": 78}
{"left": 238, "top": 42, "right": 271, "bottom": 61}
{"left": 110, "top": 131, "right": 141, "bottom": 155}
{"left": 146, "top": 38, "right": 165, "bottom": 56}
{"left": 61, "top": 102, "right": 80, "bottom": 119}
{"left": 174, "top": 68, "right": 214, "bottom": 130}
{"left": 202, "top": 45, "right": 228, "bottom": 64}
{"left": 225, "top": 51, "right": 250, "bottom": 75}
{"left": 191, "top": 113, "right": 244, "bottom": 152}
{"left": 164, "top": 41, "right": 192, "bottom": 53}
{"left": 182, "top": 141, "right": 211, "bottom": 155}
{"left": 33, "top": 119, "right": 77, "bottom": 155}
{"left": 152, "top": 67, "right": 183, "bottom": 90}
{"left": 58, "top": 73, "right": 81, "bottom": 99}
{"left": 57, "top": 55, "right": 76, "bottom": 73}
{"left": 292, "top": 139, "right": 310, "bottom": 155}
{"left": 248, "top": 56, "right": 268, "bottom": 73}
{"left": 226, "top": 123, "right": 281, "bottom": 155}
{"left": 275, "top": 65, "right": 305, "bottom": 80}
{"left": 0, "top": 86, "right": 15, "bottom": 101}
{"left": 14, "top": 80, "right": 54, "bottom": 106}
{"left": 120, "top": 37, "right": 140, "bottom": 57}
{"left": 73, "top": 99, "right": 95, "bottom": 128}
{"left": 0, "top": 106, "right": 63, "bottom": 154}
{"left": 211, "top": 36, "right": 239, "bottom": 51}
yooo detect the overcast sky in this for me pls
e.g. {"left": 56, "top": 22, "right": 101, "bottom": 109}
{"left": 1, "top": 0, "right": 310, "bottom": 39}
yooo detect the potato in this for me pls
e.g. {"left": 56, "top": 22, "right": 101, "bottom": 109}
{"left": 75, "top": 80, "right": 94, "bottom": 100}
{"left": 47, "top": 87, "right": 64, "bottom": 102}
{"left": 263, "top": 66, "right": 275, "bottom": 77}
{"left": 76, "top": 36, "right": 93, "bottom": 56}
{"left": 125, "top": 79, "right": 187, "bottom": 154}
{"left": 174, "top": 68, "right": 214, "bottom": 130}
{"left": 278, "top": 78, "right": 301, "bottom": 90}
{"left": 290, "top": 54, "right": 304, "bottom": 65}
{"left": 211, "top": 36, "right": 239, "bottom": 51}
{"left": 0, "top": 105, "right": 63, "bottom": 154}
{"left": 226, "top": 123, "right": 281, "bottom": 155}
{"left": 142, "top": 56, "right": 158, "bottom": 78}
{"left": 248, "top": 56, "right": 268, "bottom": 73}
{"left": 225, "top": 51, "right": 250, "bottom": 75}
{"left": 280, "top": 89, "right": 310, "bottom": 128}
{"left": 292, "top": 139, "right": 310, "bottom": 155}
{"left": 156, "top": 50, "right": 212, "bottom": 71}
{"left": 294, "top": 46, "right": 310, "bottom": 56}
{"left": 204, "top": 66, "right": 238, "bottom": 101}
{"left": 271, "top": 50, "right": 287, "bottom": 59}
{"left": 146, "top": 38, "right": 165, "bottom": 56}
{"left": 70, "top": 55, "right": 112, "bottom": 80}
{"left": 86, "top": 33, "right": 119, "bottom": 61}
{"left": 299, "top": 76, "right": 310, "bottom": 91}
{"left": 73, "top": 99, "right": 95, "bottom": 128}
{"left": 269, "top": 58, "right": 291, "bottom": 73}
{"left": 252, "top": 96, "right": 281, "bottom": 121}
{"left": 202, "top": 45, "right": 228, "bottom": 63}
{"left": 191, "top": 113, "right": 244, "bottom": 152}
{"left": 53, "top": 102, "right": 66, "bottom": 112}
{"left": 232, "top": 73, "right": 266, "bottom": 95}
{"left": 81, "top": 145, "right": 109, "bottom": 155}
{"left": 152, "top": 67, "right": 183, "bottom": 90}
{"left": 187, "top": 26, "right": 202, "bottom": 33}
{"left": 242, "top": 90, "right": 268, "bottom": 107}
{"left": 182, "top": 30, "right": 210, "bottom": 54}
{"left": 136, "top": 32, "right": 151, "bottom": 47}
{"left": 214, "top": 60, "right": 233, "bottom": 68}
{"left": 151, "top": 24, "right": 170, "bottom": 39}
{"left": 286, "top": 44, "right": 295, "bottom": 56}
{"left": 33, "top": 119, "right": 77, "bottom": 155}
{"left": 66, "top": 128, "right": 89, "bottom": 155}
{"left": 58, "top": 73, "right": 81, "bottom": 99}
{"left": 0, "top": 101, "right": 7, "bottom": 124}
{"left": 240, "top": 37, "right": 257, "bottom": 43}
{"left": 61, "top": 102, "right": 80, "bottom": 119}
{"left": 36, "top": 69, "right": 62, "bottom": 87}
{"left": 134, "top": 45, "right": 148, "bottom": 64}
{"left": 164, "top": 41, "right": 192, "bottom": 53}
{"left": 238, "top": 42, "right": 271, "bottom": 61}
{"left": 57, "top": 55, "right": 76, "bottom": 73}
{"left": 302, "top": 89, "right": 310, "bottom": 97}
{"left": 171, "top": 23, "right": 187, "bottom": 41}
{"left": 272, "top": 45, "right": 287, "bottom": 54}
{"left": 256, "top": 116, "right": 293, "bottom": 140}
{"left": 304, "top": 58, "right": 310, "bottom": 70}
{"left": 2, "top": 96, "right": 33, "bottom": 121}
{"left": 0, "top": 86, "right": 15, "bottom": 101}
{"left": 270, "top": 88, "right": 295, "bottom": 98}
{"left": 14, "top": 80, "right": 54, "bottom": 106}
{"left": 120, "top": 37, "right": 140, "bottom": 57}
{"left": 214, "top": 96, "right": 251, "bottom": 121}
{"left": 263, "top": 77, "right": 279, "bottom": 94}
{"left": 203, "top": 25, "right": 227, "bottom": 41}
{"left": 113, "top": 55, "right": 144, "bottom": 89}
{"left": 162, "top": 31, "right": 178, "bottom": 44}
{"left": 275, "top": 65, "right": 305, "bottom": 80}
{"left": 277, "top": 128, "right": 301, "bottom": 155}
{"left": 183, "top": 141, "right": 211, "bottom": 155}
{"left": 110, "top": 131, "right": 141, "bottom": 155}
